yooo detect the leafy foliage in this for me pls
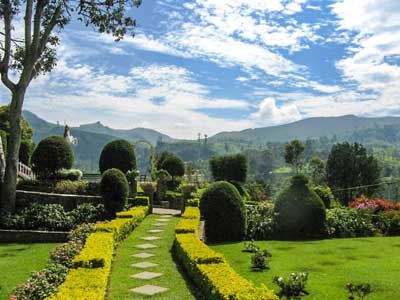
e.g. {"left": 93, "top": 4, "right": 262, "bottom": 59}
{"left": 100, "top": 168, "right": 128, "bottom": 217}
{"left": 99, "top": 139, "right": 136, "bottom": 174}
{"left": 157, "top": 152, "right": 185, "bottom": 177}
{"left": 326, "top": 142, "right": 381, "bottom": 204}
{"left": 312, "top": 185, "right": 334, "bottom": 208}
{"left": 209, "top": 153, "right": 248, "bottom": 183}
{"left": 0, "top": 105, "right": 33, "bottom": 140}
{"left": 200, "top": 181, "right": 246, "bottom": 242}
{"left": 284, "top": 140, "right": 305, "bottom": 173}
{"left": 273, "top": 272, "right": 309, "bottom": 299}
{"left": 245, "top": 203, "right": 276, "bottom": 240}
{"left": 31, "top": 136, "right": 74, "bottom": 179}
{"left": 274, "top": 174, "right": 326, "bottom": 238}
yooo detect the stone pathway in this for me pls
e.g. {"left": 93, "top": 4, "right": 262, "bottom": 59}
{"left": 130, "top": 214, "right": 172, "bottom": 297}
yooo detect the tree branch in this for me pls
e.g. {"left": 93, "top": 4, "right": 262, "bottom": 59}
{"left": 0, "top": 0, "right": 16, "bottom": 93}
{"left": 24, "top": 0, "right": 33, "bottom": 51}
{"left": 38, "top": 5, "right": 62, "bottom": 55}
{"left": 31, "top": 0, "right": 45, "bottom": 58}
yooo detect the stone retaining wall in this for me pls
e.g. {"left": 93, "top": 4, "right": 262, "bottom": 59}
{"left": 16, "top": 190, "right": 104, "bottom": 211}
{"left": 0, "top": 229, "right": 69, "bottom": 243}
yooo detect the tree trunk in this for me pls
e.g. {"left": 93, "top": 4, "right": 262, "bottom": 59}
{"left": 0, "top": 87, "right": 25, "bottom": 214}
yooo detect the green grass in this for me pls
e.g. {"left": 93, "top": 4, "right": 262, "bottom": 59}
{"left": 211, "top": 237, "right": 400, "bottom": 300}
{"left": 107, "top": 214, "right": 199, "bottom": 300}
{"left": 0, "top": 243, "right": 58, "bottom": 299}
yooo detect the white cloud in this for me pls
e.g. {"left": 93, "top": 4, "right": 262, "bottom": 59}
{"left": 251, "top": 97, "right": 301, "bottom": 126}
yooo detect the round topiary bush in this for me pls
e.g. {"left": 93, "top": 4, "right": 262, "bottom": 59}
{"left": 99, "top": 139, "right": 136, "bottom": 174}
{"left": 312, "top": 185, "right": 334, "bottom": 208}
{"left": 159, "top": 155, "right": 185, "bottom": 178}
{"left": 200, "top": 181, "right": 246, "bottom": 243}
{"left": 31, "top": 136, "right": 74, "bottom": 179}
{"left": 100, "top": 168, "right": 128, "bottom": 217}
{"left": 274, "top": 174, "right": 326, "bottom": 239}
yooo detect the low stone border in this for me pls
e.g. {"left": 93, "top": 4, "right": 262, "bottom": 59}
{"left": 0, "top": 229, "right": 69, "bottom": 243}
{"left": 16, "top": 190, "right": 103, "bottom": 210}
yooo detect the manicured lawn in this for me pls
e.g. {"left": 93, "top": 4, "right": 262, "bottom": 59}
{"left": 107, "top": 214, "right": 200, "bottom": 300}
{"left": 0, "top": 243, "right": 58, "bottom": 299}
{"left": 212, "top": 237, "right": 400, "bottom": 300}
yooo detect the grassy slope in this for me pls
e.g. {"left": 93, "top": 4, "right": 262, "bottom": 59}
{"left": 212, "top": 237, "right": 400, "bottom": 300}
{"left": 0, "top": 243, "right": 57, "bottom": 299}
{"left": 107, "top": 214, "right": 198, "bottom": 300}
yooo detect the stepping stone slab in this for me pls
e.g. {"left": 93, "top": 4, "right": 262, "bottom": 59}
{"left": 135, "top": 243, "right": 157, "bottom": 249}
{"left": 141, "top": 236, "right": 161, "bottom": 241}
{"left": 148, "top": 229, "right": 164, "bottom": 233}
{"left": 130, "top": 271, "right": 163, "bottom": 280}
{"left": 156, "top": 219, "right": 169, "bottom": 222}
{"left": 153, "top": 223, "right": 167, "bottom": 226}
{"left": 130, "top": 253, "right": 155, "bottom": 259}
{"left": 131, "top": 261, "right": 159, "bottom": 269}
{"left": 130, "top": 285, "right": 169, "bottom": 296}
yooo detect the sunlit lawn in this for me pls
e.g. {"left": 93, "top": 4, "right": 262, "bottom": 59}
{"left": 212, "top": 237, "right": 400, "bottom": 300}
{"left": 0, "top": 243, "right": 57, "bottom": 299}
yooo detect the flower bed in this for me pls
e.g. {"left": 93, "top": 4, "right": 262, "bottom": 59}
{"left": 45, "top": 206, "right": 148, "bottom": 300}
{"left": 173, "top": 207, "right": 277, "bottom": 300}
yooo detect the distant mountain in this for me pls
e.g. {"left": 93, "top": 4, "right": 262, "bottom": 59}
{"left": 77, "top": 122, "right": 175, "bottom": 145}
{"left": 211, "top": 115, "right": 400, "bottom": 143}
{"left": 23, "top": 111, "right": 174, "bottom": 172}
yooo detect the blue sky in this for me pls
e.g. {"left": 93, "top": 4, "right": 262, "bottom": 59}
{"left": 2, "top": 0, "right": 400, "bottom": 138}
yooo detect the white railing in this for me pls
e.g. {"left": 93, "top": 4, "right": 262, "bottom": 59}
{"left": 18, "top": 162, "right": 35, "bottom": 180}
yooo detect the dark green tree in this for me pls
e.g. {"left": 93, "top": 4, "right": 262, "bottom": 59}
{"left": 209, "top": 153, "right": 247, "bottom": 183}
{"left": 326, "top": 142, "right": 381, "bottom": 204}
{"left": 99, "top": 140, "right": 137, "bottom": 174}
{"left": 284, "top": 140, "right": 305, "bottom": 173}
{"left": 0, "top": 0, "right": 142, "bottom": 213}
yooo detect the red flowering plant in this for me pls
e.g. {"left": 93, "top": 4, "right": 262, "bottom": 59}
{"left": 349, "top": 195, "right": 400, "bottom": 214}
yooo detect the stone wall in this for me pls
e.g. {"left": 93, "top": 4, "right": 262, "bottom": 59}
{"left": 0, "top": 229, "right": 69, "bottom": 243}
{"left": 16, "top": 190, "right": 104, "bottom": 211}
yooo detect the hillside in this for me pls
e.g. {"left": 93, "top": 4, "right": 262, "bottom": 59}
{"left": 211, "top": 115, "right": 400, "bottom": 143}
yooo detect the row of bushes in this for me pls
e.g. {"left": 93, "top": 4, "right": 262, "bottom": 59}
{"left": 246, "top": 203, "right": 400, "bottom": 240}
{"left": 173, "top": 207, "right": 277, "bottom": 300}
{"left": 46, "top": 206, "right": 148, "bottom": 300}
{"left": 9, "top": 224, "right": 93, "bottom": 300}
{"left": 0, "top": 203, "right": 105, "bottom": 231}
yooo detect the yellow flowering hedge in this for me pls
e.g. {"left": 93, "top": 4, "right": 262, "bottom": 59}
{"left": 72, "top": 232, "right": 114, "bottom": 268}
{"left": 46, "top": 205, "right": 149, "bottom": 300}
{"left": 174, "top": 207, "right": 278, "bottom": 300}
{"left": 175, "top": 233, "right": 224, "bottom": 264}
{"left": 181, "top": 206, "right": 201, "bottom": 220}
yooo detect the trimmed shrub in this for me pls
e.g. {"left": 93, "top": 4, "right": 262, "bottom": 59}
{"left": 159, "top": 154, "right": 185, "bottom": 177}
{"left": 19, "top": 139, "right": 35, "bottom": 166}
{"left": 53, "top": 180, "right": 88, "bottom": 195}
{"left": 99, "top": 139, "right": 136, "bottom": 174}
{"left": 274, "top": 174, "right": 326, "bottom": 238}
{"left": 209, "top": 154, "right": 247, "bottom": 183}
{"left": 312, "top": 185, "right": 334, "bottom": 208}
{"left": 186, "top": 198, "right": 200, "bottom": 207}
{"left": 179, "top": 183, "right": 197, "bottom": 199}
{"left": 128, "top": 196, "right": 149, "bottom": 207}
{"left": 56, "top": 169, "right": 83, "bottom": 181}
{"left": 200, "top": 181, "right": 246, "bottom": 242}
{"left": 100, "top": 168, "right": 128, "bottom": 217}
{"left": 31, "top": 136, "right": 74, "bottom": 179}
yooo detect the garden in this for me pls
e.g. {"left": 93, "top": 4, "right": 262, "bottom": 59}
{"left": 1, "top": 124, "right": 400, "bottom": 300}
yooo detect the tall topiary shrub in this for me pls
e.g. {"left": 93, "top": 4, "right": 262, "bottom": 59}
{"left": 200, "top": 181, "right": 246, "bottom": 243}
{"left": 31, "top": 136, "right": 73, "bottom": 179}
{"left": 274, "top": 174, "right": 326, "bottom": 239}
{"left": 99, "top": 139, "right": 136, "bottom": 174}
{"left": 209, "top": 154, "right": 247, "bottom": 183}
{"left": 100, "top": 168, "right": 128, "bottom": 217}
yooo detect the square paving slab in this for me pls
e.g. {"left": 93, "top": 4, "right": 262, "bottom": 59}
{"left": 141, "top": 236, "right": 161, "bottom": 241}
{"left": 131, "top": 261, "right": 159, "bottom": 269}
{"left": 130, "top": 252, "right": 155, "bottom": 259}
{"left": 135, "top": 243, "right": 157, "bottom": 249}
{"left": 153, "top": 223, "right": 167, "bottom": 226}
{"left": 130, "top": 271, "right": 163, "bottom": 280}
{"left": 156, "top": 219, "right": 169, "bottom": 222}
{"left": 130, "top": 285, "right": 169, "bottom": 296}
{"left": 148, "top": 229, "right": 164, "bottom": 233}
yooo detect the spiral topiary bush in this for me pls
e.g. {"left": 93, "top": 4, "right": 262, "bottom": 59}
{"left": 99, "top": 139, "right": 136, "bottom": 174}
{"left": 100, "top": 168, "right": 129, "bottom": 217}
{"left": 31, "top": 136, "right": 73, "bottom": 179}
{"left": 274, "top": 174, "right": 326, "bottom": 239}
{"left": 200, "top": 181, "right": 246, "bottom": 243}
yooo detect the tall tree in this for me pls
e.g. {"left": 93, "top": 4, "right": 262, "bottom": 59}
{"left": 326, "top": 142, "right": 381, "bottom": 204}
{"left": 0, "top": 0, "right": 142, "bottom": 213}
{"left": 308, "top": 156, "right": 326, "bottom": 185}
{"left": 284, "top": 139, "right": 305, "bottom": 173}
